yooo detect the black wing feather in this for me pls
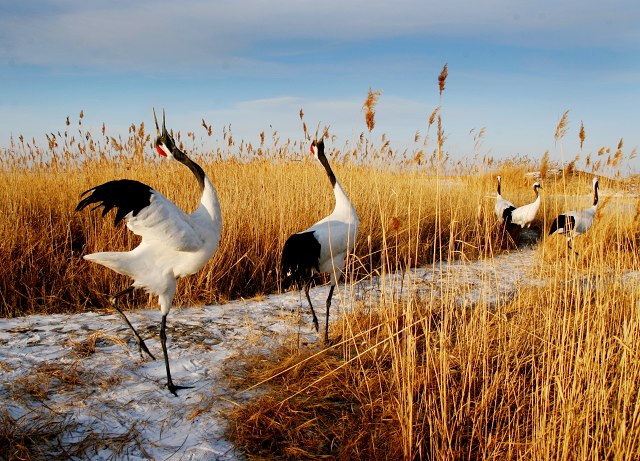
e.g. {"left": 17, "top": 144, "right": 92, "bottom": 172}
{"left": 76, "top": 179, "right": 153, "bottom": 225}
{"left": 503, "top": 205, "right": 516, "bottom": 226}
{"left": 281, "top": 231, "right": 321, "bottom": 287}
{"left": 549, "top": 214, "right": 575, "bottom": 236}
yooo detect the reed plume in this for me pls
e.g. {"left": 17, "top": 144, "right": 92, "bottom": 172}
{"left": 554, "top": 110, "right": 570, "bottom": 144}
{"left": 363, "top": 88, "right": 381, "bottom": 133}
{"left": 539, "top": 150, "right": 549, "bottom": 178}
{"left": 438, "top": 63, "right": 448, "bottom": 96}
{"left": 428, "top": 106, "right": 439, "bottom": 128}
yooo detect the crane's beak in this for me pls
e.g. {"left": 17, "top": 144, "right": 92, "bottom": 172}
{"left": 162, "top": 109, "right": 169, "bottom": 138}
{"left": 153, "top": 108, "right": 160, "bottom": 136}
{"left": 153, "top": 108, "right": 171, "bottom": 157}
{"left": 154, "top": 108, "right": 170, "bottom": 138}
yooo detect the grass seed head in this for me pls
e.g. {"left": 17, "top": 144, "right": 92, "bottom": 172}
{"left": 363, "top": 88, "right": 381, "bottom": 133}
{"left": 438, "top": 63, "right": 448, "bottom": 96}
{"left": 555, "top": 110, "right": 570, "bottom": 144}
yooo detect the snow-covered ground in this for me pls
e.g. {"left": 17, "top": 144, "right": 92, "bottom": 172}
{"left": 1, "top": 248, "right": 638, "bottom": 460}
{"left": 1, "top": 287, "right": 322, "bottom": 460}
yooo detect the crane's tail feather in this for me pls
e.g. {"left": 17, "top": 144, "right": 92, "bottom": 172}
{"left": 84, "top": 252, "right": 135, "bottom": 278}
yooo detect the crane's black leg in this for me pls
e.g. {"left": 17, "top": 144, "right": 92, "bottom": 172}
{"left": 324, "top": 284, "right": 335, "bottom": 344}
{"left": 160, "top": 313, "right": 192, "bottom": 396}
{"left": 567, "top": 239, "right": 579, "bottom": 256}
{"left": 304, "top": 283, "right": 319, "bottom": 332}
{"left": 111, "top": 286, "right": 156, "bottom": 360}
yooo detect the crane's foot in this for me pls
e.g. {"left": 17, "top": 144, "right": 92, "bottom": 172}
{"left": 135, "top": 337, "right": 156, "bottom": 361}
{"left": 167, "top": 383, "right": 194, "bottom": 396}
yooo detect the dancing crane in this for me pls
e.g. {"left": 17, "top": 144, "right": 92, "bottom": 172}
{"left": 77, "top": 110, "right": 222, "bottom": 395}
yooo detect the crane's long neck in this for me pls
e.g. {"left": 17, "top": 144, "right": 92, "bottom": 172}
{"left": 201, "top": 176, "right": 222, "bottom": 222}
{"left": 174, "top": 147, "right": 221, "bottom": 222}
{"left": 318, "top": 152, "right": 357, "bottom": 222}
{"left": 497, "top": 177, "right": 502, "bottom": 197}
{"left": 592, "top": 181, "right": 599, "bottom": 207}
{"left": 175, "top": 149, "right": 206, "bottom": 192}
{"left": 332, "top": 180, "right": 358, "bottom": 220}
{"left": 317, "top": 152, "right": 337, "bottom": 189}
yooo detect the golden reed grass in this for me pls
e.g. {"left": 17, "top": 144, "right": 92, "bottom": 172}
{"left": 227, "top": 98, "right": 640, "bottom": 459}
{"left": 230, "top": 175, "right": 640, "bottom": 460}
{"left": 0, "top": 112, "right": 528, "bottom": 318}
{"left": 2, "top": 86, "right": 640, "bottom": 460}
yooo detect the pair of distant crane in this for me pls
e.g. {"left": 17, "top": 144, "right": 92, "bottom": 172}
{"left": 495, "top": 175, "right": 599, "bottom": 251}
{"left": 76, "top": 111, "right": 357, "bottom": 395}
{"left": 76, "top": 110, "right": 599, "bottom": 395}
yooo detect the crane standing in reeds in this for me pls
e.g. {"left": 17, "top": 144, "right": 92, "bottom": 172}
{"left": 281, "top": 139, "right": 359, "bottom": 344}
{"left": 511, "top": 182, "right": 543, "bottom": 229}
{"left": 549, "top": 177, "right": 599, "bottom": 254}
{"left": 494, "top": 175, "right": 516, "bottom": 226}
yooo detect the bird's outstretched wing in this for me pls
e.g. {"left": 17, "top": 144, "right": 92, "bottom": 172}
{"left": 77, "top": 179, "right": 203, "bottom": 252}
{"left": 77, "top": 179, "right": 152, "bottom": 225}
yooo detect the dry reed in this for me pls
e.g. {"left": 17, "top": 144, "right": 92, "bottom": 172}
{"left": 2, "top": 71, "right": 640, "bottom": 460}
{"left": 0, "top": 115, "right": 528, "bottom": 318}
{"left": 230, "top": 171, "right": 640, "bottom": 460}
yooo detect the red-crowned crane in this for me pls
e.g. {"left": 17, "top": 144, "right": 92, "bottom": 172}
{"left": 76, "top": 110, "right": 222, "bottom": 395}
{"left": 281, "top": 139, "right": 359, "bottom": 344}
{"left": 494, "top": 175, "right": 516, "bottom": 226}
{"left": 549, "top": 177, "right": 599, "bottom": 253}
{"left": 511, "top": 182, "right": 543, "bottom": 228}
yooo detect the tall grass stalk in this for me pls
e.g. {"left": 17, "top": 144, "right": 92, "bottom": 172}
{"left": 231, "top": 167, "right": 640, "bottom": 459}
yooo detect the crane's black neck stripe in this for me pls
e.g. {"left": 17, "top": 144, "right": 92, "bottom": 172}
{"left": 281, "top": 231, "right": 321, "bottom": 286}
{"left": 497, "top": 179, "right": 502, "bottom": 196}
{"left": 173, "top": 147, "right": 206, "bottom": 191}
{"left": 316, "top": 142, "right": 336, "bottom": 188}
{"left": 76, "top": 179, "right": 152, "bottom": 225}
{"left": 593, "top": 182, "right": 599, "bottom": 206}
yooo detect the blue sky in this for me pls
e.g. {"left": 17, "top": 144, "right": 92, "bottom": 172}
{"left": 1, "top": 0, "right": 639, "bottom": 174}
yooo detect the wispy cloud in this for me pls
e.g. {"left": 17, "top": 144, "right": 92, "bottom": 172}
{"left": 1, "top": 1, "right": 638, "bottom": 166}
{"left": 1, "top": 0, "right": 638, "bottom": 73}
